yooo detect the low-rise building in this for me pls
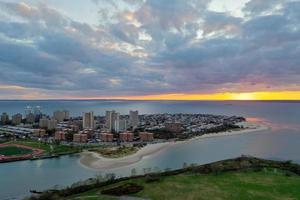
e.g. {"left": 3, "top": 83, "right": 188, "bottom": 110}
{"left": 55, "top": 131, "right": 66, "bottom": 141}
{"left": 165, "top": 123, "right": 182, "bottom": 133}
{"left": 82, "top": 129, "right": 94, "bottom": 139}
{"left": 100, "top": 133, "right": 114, "bottom": 142}
{"left": 73, "top": 133, "right": 88, "bottom": 143}
{"left": 34, "top": 129, "right": 47, "bottom": 138}
{"left": 119, "top": 132, "right": 134, "bottom": 142}
{"left": 139, "top": 132, "right": 154, "bottom": 142}
{"left": 0, "top": 126, "right": 41, "bottom": 136}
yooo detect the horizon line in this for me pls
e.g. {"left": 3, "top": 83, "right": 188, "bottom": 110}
{"left": 1, "top": 91, "right": 300, "bottom": 101}
{"left": 0, "top": 99, "right": 300, "bottom": 101}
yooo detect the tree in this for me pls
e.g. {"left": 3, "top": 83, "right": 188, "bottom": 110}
{"left": 105, "top": 173, "right": 116, "bottom": 181}
{"left": 131, "top": 168, "right": 137, "bottom": 176}
{"left": 153, "top": 166, "right": 161, "bottom": 173}
{"left": 95, "top": 172, "right": 104, "bottom": 183}
{"left": 183, "top": 162, "right": 188, "bottom": 169}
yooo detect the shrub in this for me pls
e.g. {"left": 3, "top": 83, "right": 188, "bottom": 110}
{"left": 101, "top": 183, "right": 143, "bottom": 196}
{"left": 145, "top": 174, "right": 161, "bottom": 183}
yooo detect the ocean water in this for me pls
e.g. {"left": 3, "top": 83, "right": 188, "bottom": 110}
{"left": 0, "top": 100, "right": 300, "bottom": 199}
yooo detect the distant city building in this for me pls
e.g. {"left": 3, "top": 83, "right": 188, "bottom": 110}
{"left": 105, "top": 111, "right": 113, "bottom": 130}
{"left": 73, "top": 133, "right": 88, "bottom": 143}
{"left": 165, "top": 122, "right": 182, "bottom": 133}
{"left": 26, "top": 113, "right": 35, "bottom": 124}
{"left": 119, "top": 119, "right": 128, "bottom": 132}
{"left": 83, "top": 112, "right": 94, "bottom": 129}
{"left": 12, "top": 113, "right": 22, "bottom": 125}
{"left": 70, "top": 125, "right": 79, "bottom": 132}
{"left": 53, "top": 110, "right": 69, "bottom": 122}
{"left": 119, "top": 132, "right": 134, "bottom": 142}
{"left": 39, "top": 117, "right": 48, "bottom": 128}
{"left": 100, "top": 133, "right": 114, "bottom": 142}
{"left": 33, "top": 106, "right": 42, "bottom": 116}
{"left": 47, "top": 118, "right": 57, "bottom": 130}
{"left": 1, "top": 112, "right": 9, "bottom": 125}
{"left": 81, "top": 129, "right": 94, "bottom": 139}
{"left": 129, "top": 110, "right": 139, "bottom": 129}
{"left": 25, "top": 106, "right": 32, "bottom": 116}
{"left": 106, "top": 110, "right": 120, "bottom": 133}
{"left": 139, "top": 132, "right": 154, "bottom": 142}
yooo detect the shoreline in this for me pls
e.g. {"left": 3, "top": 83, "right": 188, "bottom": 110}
{"left": 79, "top": 122, "right": 270, "bottom": 170}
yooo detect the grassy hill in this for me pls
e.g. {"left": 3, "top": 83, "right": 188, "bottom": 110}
{"left": 28, "top": 156, "right": 300, "bottom": 200}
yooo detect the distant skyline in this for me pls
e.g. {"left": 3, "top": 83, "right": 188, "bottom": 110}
{"left": 0, "top": 0, "right": 299, "bottom": 100}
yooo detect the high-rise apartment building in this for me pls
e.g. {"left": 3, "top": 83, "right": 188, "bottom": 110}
{"left": 12, "top": 113, "right": 22, "bottom": 125}
{"left": 105, "top": 110, "right": 120, "bottom": 133}
{"left": 39, "top": 117, "right": 49, "bottom": 128}
{"left": 119, "top": 119, "right": 128, "bottom": 132}
{"left": 129, "top": 110, "right": 139, "bottom": 128}
{"left": 1, "top": 112, "right": 9, "bottom": 125}
{"left": 53, "top": 110, "right": 69, "bottom": 122}
{"left": 34, "top": 106, "right": 42, "bottom": 116}
{"left": 26, "top": 113, "right": 35, "bottom": 124}
{"left": 47, "top": 118, "right": 57, "bottom": 130}
{"left": 83, "top": 112, "right": 94, "bottom": 129}
{"left": 105, "top": 111, "right": 113, "bottom": 130}
{"left": 25, "top": 106, "right": 32, "bottom": 116}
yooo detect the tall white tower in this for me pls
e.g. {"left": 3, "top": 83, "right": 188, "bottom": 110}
{"left": 105, "top": 110, "right": 120, "bottom": 133}
{"left": 25, "top": 106, "right": 32, "bottom": 116}
{"left": 129, "top": 110, "right": 139, "bottom": 128}
{"left": 83, "top": 112, "right": 94, "bottom": 129}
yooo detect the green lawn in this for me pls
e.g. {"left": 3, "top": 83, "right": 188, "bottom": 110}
{"left": 69, "top": 169, "right": 300, "bottom": 200}
{"left": 0, "top": 146, "right": 33, "bottom": 156}
{"left": 4, "top": 140, "right": 79, "bottom": 155}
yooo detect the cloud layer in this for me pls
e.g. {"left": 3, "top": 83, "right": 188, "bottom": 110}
{"left": 0, "top": 0, "right": 299, "bottom": 99}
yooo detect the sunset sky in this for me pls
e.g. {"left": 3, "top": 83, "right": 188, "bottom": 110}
{"left": 0, "top": 0, "right": 299, "bottom": 100}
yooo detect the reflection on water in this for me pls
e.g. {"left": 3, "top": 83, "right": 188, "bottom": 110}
{"left": 0, "top": 100, "right": 299, "bottom": 199}
{"left": 247, "top": 116, "right": 300, "bottom": 131}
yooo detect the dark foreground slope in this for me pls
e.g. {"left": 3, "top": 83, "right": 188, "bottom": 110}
{"left": 27, "top": 156, "right": 300, "bottom": 200}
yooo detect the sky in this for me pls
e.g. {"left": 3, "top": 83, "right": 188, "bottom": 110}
{"left": 0, "top": 0, "right": 299, "bottom": 100}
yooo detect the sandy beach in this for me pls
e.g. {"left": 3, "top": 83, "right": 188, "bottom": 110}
{"left": 79, "top": 122, "right": 270, "bottom": 170}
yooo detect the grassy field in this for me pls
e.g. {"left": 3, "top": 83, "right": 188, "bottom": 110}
{"left": 91, "top": 146, "right": 138, "bottom": 158}
{"left": 0, "top": 146, "right": 33, "bottom": 156}
{"left": 4, "top": 140, "right": 79, "bottom": 155}
{"left": 68, "top": 169, "right": 300, "bottom": 200}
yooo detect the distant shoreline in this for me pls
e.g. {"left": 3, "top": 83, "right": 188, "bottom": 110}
{"left": 79, "top": 122, "right": 270, "bottom": 170}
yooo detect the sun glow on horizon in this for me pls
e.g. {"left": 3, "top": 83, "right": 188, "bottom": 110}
{"left": 75, "top": 91, "right": 300, "bottom": 101}
{"left": 2, "top": 86, "right": 300, "bottom": 100}
{"left": 233, "top": 93, "right": 257, "bottom": 100}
